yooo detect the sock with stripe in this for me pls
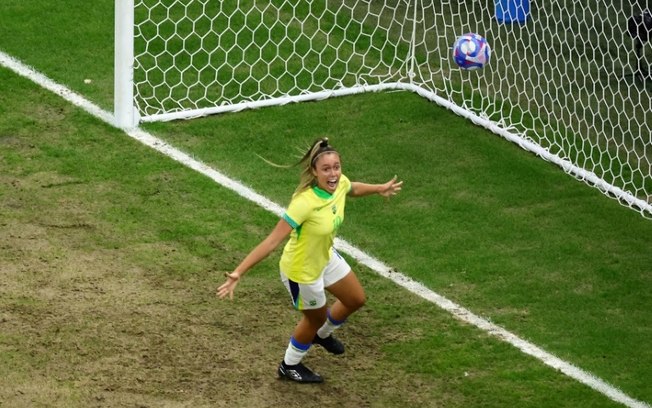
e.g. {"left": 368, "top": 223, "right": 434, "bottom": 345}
{"left": 316, "top": 309, "right": 346, "bottom": 339}
{"left": 283, "top": 336, "right": 311, "bottom": 366}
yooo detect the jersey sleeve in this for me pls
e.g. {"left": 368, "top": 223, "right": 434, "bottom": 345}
{"left": 340, "top": 174, "right": 352, "bottom": 193}
{"left": 282, "top": 193, "right": 312, "bottom": 229}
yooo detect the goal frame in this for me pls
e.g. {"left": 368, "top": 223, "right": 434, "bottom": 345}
{"left": 114, "top": 0, "right": 652, "bottom": 218}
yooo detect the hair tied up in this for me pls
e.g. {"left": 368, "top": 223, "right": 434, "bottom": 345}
{"left": 310, "top": 138, "right": 337, "bottom": 167}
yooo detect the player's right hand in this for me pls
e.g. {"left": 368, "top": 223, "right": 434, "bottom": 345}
{"left": 217, "top": 272, "right": 240, "bottom": 300}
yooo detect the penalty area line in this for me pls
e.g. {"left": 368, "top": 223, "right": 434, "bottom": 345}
{"left": 0, "top": 50, "right": 648, "bottom": 408}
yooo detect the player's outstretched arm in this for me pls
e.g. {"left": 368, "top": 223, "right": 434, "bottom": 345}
{"left": 349, "top": 175, "right": 403, "bottom": 198}
{"left": 217, "top": 218, "right": 293, "bottom": 300}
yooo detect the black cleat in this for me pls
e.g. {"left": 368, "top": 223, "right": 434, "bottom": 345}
{"left": 312, "top": 334, "right": 345, "bottom": 355}
{"left": 278, "top": 361, "right": 323, "bottom": 383}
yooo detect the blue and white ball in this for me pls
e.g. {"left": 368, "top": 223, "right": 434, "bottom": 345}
{"left": 452, "top": 33, "right": 491, "bottom": 70}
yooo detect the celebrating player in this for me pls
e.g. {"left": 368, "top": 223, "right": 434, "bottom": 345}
{"left": 217, "top": 137, "right": 402, "bottom": 383}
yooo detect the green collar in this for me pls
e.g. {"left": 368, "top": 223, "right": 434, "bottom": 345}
{"left": 312, "top": 185, "right": 333, "bottom": 199}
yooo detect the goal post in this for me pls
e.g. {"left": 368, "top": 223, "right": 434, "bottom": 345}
{"left": 115, "top": 0, "right": 140, "bottom": 129}
{"left": 114, "top": 0, "right": 652, "bottom": 218}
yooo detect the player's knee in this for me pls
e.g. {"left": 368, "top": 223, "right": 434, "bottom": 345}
{"left": 309, "top": 310, "right": 328, "bottom": 327}
{"left": 347, "top": 293, "right": 366, "bottom": 311}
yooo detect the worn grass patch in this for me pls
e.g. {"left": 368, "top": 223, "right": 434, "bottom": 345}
{"left": 0, "top": 64, "right": 636, "bottom": 407}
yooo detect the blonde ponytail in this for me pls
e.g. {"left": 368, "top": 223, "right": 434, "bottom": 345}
{"left": 256, "top": 137, "right": 339, "bottom": 196}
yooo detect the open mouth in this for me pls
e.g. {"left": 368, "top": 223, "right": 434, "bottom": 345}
{"left": 327, "top": 178, "right": 339, "bottom": 190}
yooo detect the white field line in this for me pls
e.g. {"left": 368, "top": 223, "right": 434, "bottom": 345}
{"left": 1, "top": 50, "right": 649, "bottom": 408}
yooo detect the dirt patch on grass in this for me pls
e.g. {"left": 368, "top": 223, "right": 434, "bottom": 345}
{"left": 0, "top": 170, "right": 441, "bottom": 408}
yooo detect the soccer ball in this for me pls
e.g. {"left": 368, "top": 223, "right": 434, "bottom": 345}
{"left": 452, "top": 33, "right": 491, "bottom": 70}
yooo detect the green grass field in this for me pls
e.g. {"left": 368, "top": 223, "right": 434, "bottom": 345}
{"left": 1, "top": 1, "right": 651, "bottom": 407}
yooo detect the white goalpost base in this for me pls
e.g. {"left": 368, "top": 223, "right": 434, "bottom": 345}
{"left": 138, "top": 82, "right": 405, "bottom": 123}
{"left": 115, "top": 0, "right": 652, "bottom": 218}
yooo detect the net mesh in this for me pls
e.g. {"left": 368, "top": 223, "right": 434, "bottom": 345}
{"left": 132, "top": 0, "right": 652, "bottom": 217}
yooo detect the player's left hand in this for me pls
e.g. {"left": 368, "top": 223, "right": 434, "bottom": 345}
{"left": 378, "top": 175, "right": 403, "bottom": 198}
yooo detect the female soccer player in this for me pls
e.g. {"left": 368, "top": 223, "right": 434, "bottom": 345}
{"left": 217, "top": 137, "right": 402, "bottom": 383}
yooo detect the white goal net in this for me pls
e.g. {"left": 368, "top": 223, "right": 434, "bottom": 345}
{"left": 115, "top": 0, "right": 652, "bottom": 218}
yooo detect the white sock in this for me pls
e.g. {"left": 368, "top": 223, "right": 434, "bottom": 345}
{"left": 316, "top": 309, "right": 346, "bottom": 339}
{"left": 284, "top": 336, "right": 311, "bottom": 366}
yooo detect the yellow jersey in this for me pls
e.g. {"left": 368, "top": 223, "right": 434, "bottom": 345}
{"left": 279, "top": 174, "right": 351, "bottom": 283}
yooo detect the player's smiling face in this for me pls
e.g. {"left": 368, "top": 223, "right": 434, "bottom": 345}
{"left": 312, "top": 152, "right": 341, "bottom": 194}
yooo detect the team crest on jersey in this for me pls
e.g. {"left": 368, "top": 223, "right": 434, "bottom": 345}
{"left": 331, "top": 205, "right": 337, "bottom": 214}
